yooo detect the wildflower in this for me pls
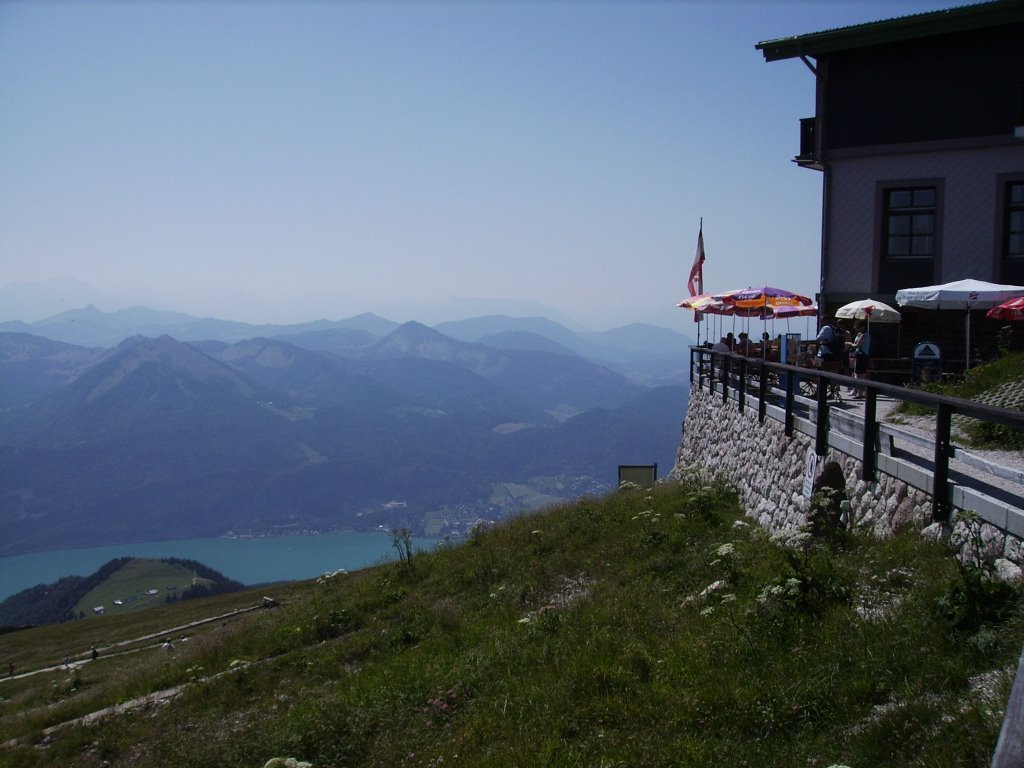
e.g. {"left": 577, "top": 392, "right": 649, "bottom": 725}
{"left": 715, "top": 542, "right": 735, "bottom": 557}
{"left": 700, "top": 606, "right": 715, "bottom": 616}
{"left": 771, "top": 528, "right": 812, "bottom": 549}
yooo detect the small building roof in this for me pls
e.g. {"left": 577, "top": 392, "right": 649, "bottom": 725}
{"left": 755, "top": 0, "right": 1024, "bottom": 62}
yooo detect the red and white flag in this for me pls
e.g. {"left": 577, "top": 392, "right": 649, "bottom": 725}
{"left": 687, "top": 224, "right": 705, "bottom": 321}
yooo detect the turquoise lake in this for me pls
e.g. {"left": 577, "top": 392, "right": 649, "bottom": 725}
{"left": 0, "top": 532, "right": 441, "bottom": 602}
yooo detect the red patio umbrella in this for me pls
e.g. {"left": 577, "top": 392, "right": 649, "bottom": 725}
{"left": 986, "top": 296, "right": 1024, "bottom": 321}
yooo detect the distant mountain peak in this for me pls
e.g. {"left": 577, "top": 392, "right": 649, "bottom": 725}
{"left": 77, "top": 334, "right": 261, "bottom": 407}
{"left": 368, "top": 322, "right": 463, "bottom": 360}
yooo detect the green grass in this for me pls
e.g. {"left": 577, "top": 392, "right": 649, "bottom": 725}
{"left": 1, "top": 475, "right": 1022, "bottom": 767}
{"left": 72, "top": 559, "right": 214, "bottom": 619}
{"left": 893, "top": 350, "right": 1024, "bottom": 447}
{"left": 488, "top": 481, "right": 563, "bottom": 509}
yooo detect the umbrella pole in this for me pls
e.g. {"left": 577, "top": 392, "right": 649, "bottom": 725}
{"left": 966, "top": 309, "right": 971, "bottom": 371}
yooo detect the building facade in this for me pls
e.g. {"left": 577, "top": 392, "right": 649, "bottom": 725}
{"left": 757, "top": 0, "right": 1024, "bottom": 363}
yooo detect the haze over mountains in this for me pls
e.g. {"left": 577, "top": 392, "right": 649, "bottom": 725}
{"left": 0, "top": 305, "right": 691, "bottom": 386}
{"left": 0, "top": 305, "right": 693, "bottom": 557}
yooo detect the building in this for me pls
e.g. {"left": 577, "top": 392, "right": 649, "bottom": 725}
{"left": 757, "top": 0, "right": 1024, "bottom": 365}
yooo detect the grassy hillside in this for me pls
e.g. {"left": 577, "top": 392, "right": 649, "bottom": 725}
{"left": 73, "top": 559, "right": 217, "bottom": 618}
{"left": 2, "top": 475, "right": 1022, "bottom": 767}
{"left": 0, "top": 558, "right": 244, "bottom": 627}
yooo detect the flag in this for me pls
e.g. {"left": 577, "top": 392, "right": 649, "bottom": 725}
{"left": 687, "top": 226, "right": 705, "bottom": 296}
{"left": 688, "top": 224, "right": 705, "bottom": 322}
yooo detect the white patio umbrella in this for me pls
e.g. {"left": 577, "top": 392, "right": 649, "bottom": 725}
{"left": 895, "top": 279, "right": 1024, "bottom": 369}
{"left": 835, "top": 298, "right": 901, "bottom": 324}
{"left": 836, "top": 298, "right": 902, "bottom": 358}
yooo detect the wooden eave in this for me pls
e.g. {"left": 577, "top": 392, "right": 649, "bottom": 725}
{"left": 755, "top": 0, "right": 1024, "bottom": 63}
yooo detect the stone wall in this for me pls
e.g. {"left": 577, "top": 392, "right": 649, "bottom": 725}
{"left": 672, "top": 385, "right": 1023, "bottom": 576}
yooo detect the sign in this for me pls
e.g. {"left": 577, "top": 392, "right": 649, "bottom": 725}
{"left": 802, "top": 446, "right": 818, "bottom": 498}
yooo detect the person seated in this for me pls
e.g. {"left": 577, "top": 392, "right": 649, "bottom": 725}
{"left": 712, "top": 336, "right": 730, "bottom": 353}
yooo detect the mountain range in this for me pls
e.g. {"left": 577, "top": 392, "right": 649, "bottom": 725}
{"left": 0, "top": 305, "right": 691, "bottom": 386}
{"left": 0, "top": 307, "right": 692, "bottom": 556}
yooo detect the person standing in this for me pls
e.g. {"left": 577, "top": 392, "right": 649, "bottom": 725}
{"left": 849, "top": 321, "right": 871, "bottom": 396}
{"left": 815, "top": 317, "right": 846, "bottom": 369}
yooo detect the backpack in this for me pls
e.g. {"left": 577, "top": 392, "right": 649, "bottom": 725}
{"left": 825, "top": 325, "right": 846, "bottom": 357}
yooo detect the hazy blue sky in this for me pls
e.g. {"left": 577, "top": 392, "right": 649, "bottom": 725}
{"left": 0, "top": 0, "right": 968, "bottom": 330}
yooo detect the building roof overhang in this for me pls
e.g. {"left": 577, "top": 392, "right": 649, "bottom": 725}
{"left": 755, "top": 0, "right": 1024, "bottom": 63}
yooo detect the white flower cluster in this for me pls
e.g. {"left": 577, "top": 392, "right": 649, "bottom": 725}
{"left": 770, "top": 528, "right": 812, "bottom": 550}
{"left": 756, "top": 577, "right": 802, "bottom": 605}
{"left": 632, "top": 509, "right": 660, "bottom": 521}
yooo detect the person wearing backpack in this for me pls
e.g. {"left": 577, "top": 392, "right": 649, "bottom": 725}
{"left": 815, "top": 317, "right": 847, "bottom": 369}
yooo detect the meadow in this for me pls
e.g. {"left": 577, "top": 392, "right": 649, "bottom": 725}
{"left": 2, "top": 473, "right": 1022, "bottom": 767}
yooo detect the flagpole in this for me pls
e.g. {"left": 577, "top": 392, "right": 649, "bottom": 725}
{"left": 687, "top": 218, "right": 706, "bottom": 346}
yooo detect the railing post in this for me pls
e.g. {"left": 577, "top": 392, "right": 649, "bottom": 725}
{"left": 738, "top": 357, "right": 747, "bottom": 413}
{"left": 815, "top": 370, "right": 829, "bottom": 455}
{"left": 697, "top": 349, "right": 705, "bottom": 391}
{"left": 722, "top": 355, "right": 731, "bottom": 404}
{"left": 862, "top": 387, "right": 877, "bottom": 481}
{"left": 758, "top": 361, "right": 767, "bottom": 424}
{"left": 932, "top": 402, "right": 952, "bottom": 522}
{"left": 990, "top": 642, "right": 1024, "bottom": 768}
{"left": 784, "top": 364, "right": 795, "bottom": 437}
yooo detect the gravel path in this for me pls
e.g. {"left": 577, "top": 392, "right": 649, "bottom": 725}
{"left": 841, "top": 388, "right": 1024, "bottom": 507}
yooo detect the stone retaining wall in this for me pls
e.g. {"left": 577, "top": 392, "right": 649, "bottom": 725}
{"left": 672, "top": 386, "right": 1023, "bottom": 575}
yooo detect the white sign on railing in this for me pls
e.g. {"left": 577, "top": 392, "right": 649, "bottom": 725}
{"left": 802, "top": 446, "right": 818, "bottom": 498}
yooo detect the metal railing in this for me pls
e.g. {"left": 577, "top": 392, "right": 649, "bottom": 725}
{"left": 689, "top": 346, "right": 1024, "bottom": 524}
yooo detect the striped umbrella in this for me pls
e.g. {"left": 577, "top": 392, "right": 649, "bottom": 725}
{"left": 714, "top": 286, "right": 814, "bottom": 315}
{"left": 986, "top": 296, "right": 1024, "bottom": 321}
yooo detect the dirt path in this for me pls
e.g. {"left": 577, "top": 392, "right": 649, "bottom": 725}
{"left": 1, "top": 602, "right": 265, "bottom": 684}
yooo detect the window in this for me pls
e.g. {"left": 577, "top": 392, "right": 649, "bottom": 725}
{"left": 884, "top": 187, "right": 936, "bottom": 259}
{"left": 876, "top": 182, "right": 940, "bottom": 293}
{"left": 1006, "top": 181, "right": 1024, "bottom": 260}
